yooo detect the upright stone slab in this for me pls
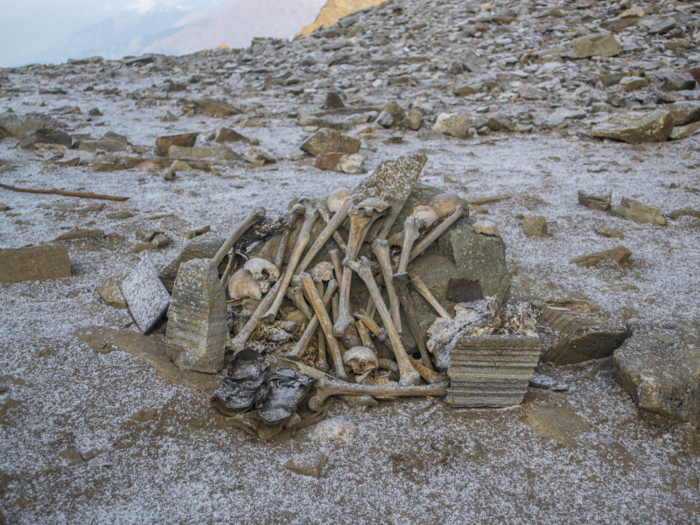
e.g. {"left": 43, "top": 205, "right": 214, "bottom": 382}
{"left": 159, "top": 232, "right": 226, "bottom": 292}
{"left": 120, "top": 254, "right": 171, "bottom": 334}
{"left": 166, "top": 259, "right": 227, "bottom": 374}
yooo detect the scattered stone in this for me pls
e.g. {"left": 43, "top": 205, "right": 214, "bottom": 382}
{"left": 614, "top": 322, "right": 700, "bottom": 426}
{"left": 180, "top": 225, "right": 211, "bottom": 240}
{"left": 522, "top": 216, "right": 547, "bottom": 238}
{"left": 578, "top": 190, "right": 612, "bottom": 211}
{"left": 130, "top": 409, "right": 158, "bottom": 422}
{"left": 155, "top": 133, "right": 199, "bottom": 157}
{"left": 595, "top": 226, "right": 624, "bottom": 239}
{"left": 284, "top": 453, "right": 328, "bottom": 478}
{"left": 300, "top": 128, "right": 361, "bottom": 156}
{"left": 0, "top": 112, "right": 62, "bottom": 137}
{"left": 310, "top": 417, "right": 358, "bottom": 441}
{"left": 611, "top": 197, "right": 667, "bottom": 226}
{"left": 166, "top": 259, "right": 227, "bottom": 374}
{"left": 521, "top": 404, "right": 592, "bottom": 448}
{"left": 337, "top": 153, "right": 365, "bottom": 174}
{"left": 120, "top": 254, "right": 171, "bottom": 334}
{"left": 169, "top": 145, "right": 239, "bottom": 160}
{"left": 619, "top": 76, "right": 647, "bottom": 92}
{"left": 159, "top": 232, "right": 226, "bottom": 292}
{"left": 213, "top": 127, "right": 252, "bottom": 144}
{"left": 590, "top": 110, "right": 674, "bottom": 144}
{"left": 323, "top": 92, "right": 345, "bottom": 109}
{"left": 538, "top": 307, "right": 628, "bottom": 366}
{"left": 569, "top": 33, "right": 621, "bottom": 58}
{"left": 59, "top": 447, "right": 84, "bottom": 465}
{"left": 405, "top": 110, "right": 423, "bottom": 131}
{"left": 657, "top": 71, "right": 696, "bottom": 92}
{"left": 570, "top": 246, "right": 632, "bottom": 266}
{"left": 74, "top": 132, "right": 130, "bottom": 152}
{"left": 18, "top": 128, "right": 72, "bottom": 149}
{"left": 433, "top": 113, "right": 472, "bottom": 139}
{"left": 164, "top": 170, "right": 176, "bottom": 181}
{"left": 0, "top": 245, "right": 71, "bottom": 284}
{"left": 670, "top": 122, "right": 700, "bottom": 141}
{"left": 96, "top": 276, "right": 128, "bottom": 310}
{"left": 243, "top": 147, "right": 276, "bottom": 165}
{"left": 54, "top": 229, "right": 104, "bottom": 241}
{"left": 519, "top": 85, "right": 547, "bottom": 101}
{"left": 471, "top": 219, "right": 499, "bottom": 237}
{"left": 315, "top": 152, "right": 343, "bottom": 170}
{"left": 529, "top": 373, "right": 569, "bottom": 391}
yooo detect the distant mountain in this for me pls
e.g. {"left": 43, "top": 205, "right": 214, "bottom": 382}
{"left": 297, "top": 0, "right": 385, "bottom": 36}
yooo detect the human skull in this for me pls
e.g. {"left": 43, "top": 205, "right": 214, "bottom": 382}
{"left": 344, "top": 346, "right": 378, "bottom": 375}
{"left": 244, "top": 258, "right": 279, "bottom": 293}
{"left": 412, "top": 205, "right": 439, "bottom": 229}
{"left": 228, "top": 269, "right": 262, "bottom": 301}
{"left": 327, "top": 188, "right": 352, "bottom": 214}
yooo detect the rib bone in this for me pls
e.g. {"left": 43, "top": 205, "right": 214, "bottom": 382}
{"left": 371, "top": 239, "right": 402, "bottom": 334}
{"left": 213, "top": 207, "right": 266, "bottom": 268}
{"left": 333, "top": 205, "right": 373, "bottom": 338}
{"left": 398, "top": 216, "right": 427, "bottom": 273}
{"left": 275, "top": 203, "right": 305, "bottom": 271}
{"left": 287, "top": 279, "right": 337, "bottom": 359}
{"left": 309, "top": 378, "right": 449, "bottom": 411}
{"left": 410, "top": 275, "right": 452, "bottom": 320}
{"left": 345, "top": 257, "right": 420, "bottom": 386}
{"left": 409, "top": 205, "right": 464, "bottom": 262}
{"left": 393, "top": 272, "right": 434, "bottom": 371}
{"left": 317, "top": 205, "right": 347, "bottom": 253}
{"left": 301, "top": 273, "right": 347, "bottom": 380}
{"left": 262, "top": 199, "right": 317, "bottom": 323}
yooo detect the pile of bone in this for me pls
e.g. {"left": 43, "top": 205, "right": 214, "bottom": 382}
{"left": 215, "top": 188, "right": 466, "bottom": 415}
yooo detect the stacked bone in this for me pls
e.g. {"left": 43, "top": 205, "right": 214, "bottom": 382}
{"left": 218, "top": 157, "right": 472, "bottom": 410}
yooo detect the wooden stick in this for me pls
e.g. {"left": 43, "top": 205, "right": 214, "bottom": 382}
{"left": 0, "top": 182, "right": 129, "bottom": 201}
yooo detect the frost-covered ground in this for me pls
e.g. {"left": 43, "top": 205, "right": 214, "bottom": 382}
{"left": 2, "top": 55, "right": 700, "bottom": 523}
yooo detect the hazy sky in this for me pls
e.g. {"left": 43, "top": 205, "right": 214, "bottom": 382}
{"left": 0, "top": 0, "right": 215, "bottom": 67}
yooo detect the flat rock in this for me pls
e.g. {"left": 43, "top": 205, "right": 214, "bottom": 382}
{"left": 155, "top": 133, "right": 198, "bottom": 157}
{"left": 96, "top": 277, "right": 127, "bottom": 310}
{"left": 611, "top": 197, "right": 666, "bottom": 226}
{"left": 670, "top": 122, "right": 700, "bottom": 141}
{"left": 666, "top": 101, "right": 700, "bottom": 126}
{"left": 18, "top": 128, "right": 72, "bottom": 149}
{"left": 471, "top": 219, "right": 500, "bottom": 237}
{"left": 614, "top": 322, "right": 700, "bottom": 426}
{"left": 166, "top": 259, "right": 227, "bottom": 374}
{"left": 0, "top": 112, "right": 62, "bottom": 137}
{"left": 522, "top": 215, "right": 548, "bottom": 237}
{"left": 300, "top": 128, "right": 361, "bottom": 156}
{"left": 73, "top": 326, "right": 219, "bottom": 393}
{"left": 0, "top": 245, "right": 71, "bottom": 284}
{"left": 120, "top": 254, "right": 171, "bottom": 334}
{"left": 590, "top": 110, "right": 674, "bottom": 144}
{"left": 570, "top": 246, "right": 632, "bottom": 266}
{"left": 54, "top": 229, "right": 104, "bottom": 241}
{"left": 169, "top": 145, "right": 239, "bottom": 160}
{"left": 284, "top": 453, "right": 328, "bottom": 478}
{"left": 578, "top": 190, "right": 612, "bottom": 211}
{"left": 569, "top": 33, "right": 621, "bottom": 58}
{"left": 433, "top": 113, "right": 472, "bottom": 139}
{"left": 521, "top": 404, "right": 592, "bottom": 448}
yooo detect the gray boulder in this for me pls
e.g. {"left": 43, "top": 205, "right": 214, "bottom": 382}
{"left": 590, "top": 110, "right": 674, "bottom": 144}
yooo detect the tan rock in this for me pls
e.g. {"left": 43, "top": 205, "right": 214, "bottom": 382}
{"left": 522, "top": 216, "right": 548, "bottom": 238}
{"left": 0, "top": 245, "right": 71, "bottom": 284}
{"left": 155, "top": 133, "right": 198, "bottom": 157}
{"left": 297, "top": 0, "right": 385, "bottom": 36}
{"left": 570, "top": 246, "right": 632, "bottom": 266}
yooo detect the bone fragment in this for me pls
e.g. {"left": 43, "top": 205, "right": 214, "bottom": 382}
{"left": 263, "top": 199, "right": 317, "bottom": 322}
{"left": 410, "top": 275, "right": 452, "bottom": 320}
{"left": 287, "top": 279, "right": 337, "bottom": 359}
{"left": 333, "top": 205, "right": 373, "bottom": 338}
{"left": 371, "top": 239, "right": 402, "bottom": 334}
{"left": 296, "top": 195, "right": 358, "bottom": 276}
{"left": 318, "top": 205, "right": 347, "bottom": 253}
{"left": 356, "top": 198, "right": 391, "bottom": 248}
{"left": 213, "top": 207, "right": 266, "bottom": 268}
{"left": 398, "top": 216, "right": 426, "bottom": 274}
{"left": 275, "top": 204, "right": 305, "bottom": 271}
{"left": 309, "top": 378, "right": 449, "bottom": 411}
{"left": 329, "top": 249, "right": 343, "bottom": 284}
{"left": 288, "top": 286, "right": 313, "bottom": 320}
{"left": 409, "top": 205, "right": 464, "bottom": 262}
{"left": 355, "top": 320, "right": 376, "bottom": 351}
{"left": 353, "top": 309, "right": 382, "bottom": 339}
{"left": 301, "top": 273, "right": 347, "bottom": 380}
{"left": 393, "top": 272, "right": 434, "bottom": 371}
{"left": 378, "top": 358, "right": 400, "bottom": 374}
{"left": 345, "top": 257, "right": 420, "bottom": 386}
{"left": 407, "top": 355, "right": 443, "bottom": 384}
{"left": 220, "top": 252, "right": 237, "bottom": 288}
{"left": 316, "top": 328, "right": 328, "bottom": 372}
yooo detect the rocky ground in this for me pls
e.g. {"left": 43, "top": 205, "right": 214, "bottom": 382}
{"left": 1, "top": 0, "right": 700, "bottom": 523}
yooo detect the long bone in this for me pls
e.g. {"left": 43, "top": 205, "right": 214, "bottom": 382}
{"left": 220, "top": 252, "right": 237, "bottom": 288}
{"left": 262, "top": 199, "right": 317, "bottom": 323}
{"left": 295, "top": 195, "right": 359, "bottom": 276}
{"left": 213, "top": 207, "right": 267, "bottom": 268}
{"left": 353, "top": 309, "right": 387, "bottom": 341}
{"left": 329, "top": 249, "right": 343, "bottom": 284}
{"left": 408, "top": 355, "right": 443, "bottom": 384}
{"left": 410, "top": 275, "right": 452, "bottom": 320}
{"left": 393, "top": 272, "right": 434, "bottom": 371}
{"left": 409, "top": 205, "right": 464, "bottom": 262}
{"left": 287, "top": 279, "right": 338, "bottom": 359}
{"left": 316, "top": 327, "right": 328, "bottom": 372}
{"left": 398, "top": 216, "right": 427, "bottom": 273}
{"left": 317, "top": 205, "right": 348, "bottom": 253}
{"left": 371, "top": 239, "right": 402, "bottom": 334}
{"left": 301, "top": 273, "right": 347, "bottom": 380}
{"left": 355, "top": 320, "right": 376, "bottom": 352}
{"left": 345, "top": 257, "right": 420, "bottom": 386}
{"left": 287, "top": 286, "right": 313, "bottom": 321}
{"left": 308, "top": 378, "right": 449, "bottom": 411}
{"left": 333, "top": 205, "right": 373, "bottom": 338}
{"left": 274, "top": 203, "right": 305, "bottom": 271}
{"left": 230, "top": 278, "right": 282, "bottom": 354}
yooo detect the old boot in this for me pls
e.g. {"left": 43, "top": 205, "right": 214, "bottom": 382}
{"left": 254, "top": 369, "right": 315, "bottom": 426}
{"left": 211, "top": 349, "right": 270, "bottom": 416}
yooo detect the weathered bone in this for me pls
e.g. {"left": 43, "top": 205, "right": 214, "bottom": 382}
{"left": 355, "top": 320, "right": 377, "bottom": 351}
{"left": 310, "top": 261, "right": 334, "bottom": 282}
{"left": 318, "top": 206, "right": 347, "bottom": 253}
{"left": 353, "top": 309, "right": 383, "bottom": 339}
{"left": 220, "top": 252, "right": 237, "bottom": 288}
{"left": 410, "top": 275, "right": 452, "bottom": 319}
{"left": 345, "top": 346, "right": 378, "bottom": 375}
{"left": 342, "top": 325, "right": 361, "bottom": 350}
{"left": 398, "top": 216, "right": 427, "bottom": 273}
{"left": 316, "top": 328, "right": 328, "bottom": 372}
{"left": 378, "top": 358, "right": 400, "bottom": 374}
{"left": 263, "top": 199, "right": 318, "bottom": 323}
{"left": 356, "top": 198, "right": 391, "bottom": 248}
{"left": 345, "top": 257, "right": 420, "bottom": 386}
{"left": 230, "top": 279, "right": 282, "bottom": 353}
{"left": 296, "top": 195, "right": 359, "bottom": 276}
{"left": 275, "top": 204, "right": 305, "bottom": 271}
{"left": 327, "top": 188, "right": 352, "bottom": 214}
{"left": 213, "top": 207, "right": 266, "bottom": 268}
{"left": 287, "top": 279, "right": 338, "bottom": 359}
{"left": 407, "top": 355, "right": 443, "bottom": 384}
{"left": 371, "top": 239, "right": 402, "bottom": 334}
{"left": 393, "top": 272, "right": 434, "bottom": 371}
{"left": 409, "top": 205, "right": 464, "bottom": 262}
{"left": 287, "top": 286, "right": 313, "bottom": 320}
{"left": 333, "top": 205, "right": 373, "bottom": 338}
{"left": 301, "top": 273, "right": 347, "bottom": 380}
{"left": 309, "top": 378, "right": 449, "bottom": 411}
{"left": 329, "top": 248, "right": 343, "bottom": 284}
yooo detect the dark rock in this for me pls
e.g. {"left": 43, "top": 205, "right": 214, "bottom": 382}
{"left": 538, "top": 307, "right": 628, "bottom": 365}
{"left": 323, "top": 92, "right": 345, "bottom": 109}
{"left": 18, "top": 128, "right": 72, "bottom": 149}
{"left": 315, "top": 152, "right": 344, "bottom": 170}
{"left": 578, "top": 189, "right": 612, "bottom": 211}
{"left": 614, "top": 322, "right": 700, "bottom": 426}
{"left": 656, "top": 71, "right": 696, "bottom": 92}
{"left": 446, "top": 278, "right": 483, "bottom": 303}
{"left": 0, "top": 245, "right": 71, "bottom": 283}
{"left": 300, "top": 129, "right": 361, "bottom": 156}
{"left": 213, "top": 127, "right": 253, "bottom": 144}
{"left": 156, "top": 133, "right": 199, "bottom": 157}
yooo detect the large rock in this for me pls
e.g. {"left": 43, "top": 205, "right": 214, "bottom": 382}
{"left": 155, "top": 133, "right": 199, "bottom": 157}
{"left": 657, "top": 71, "right": 696, "bottom": 92}
{"left": 433, "top": 113, "right": 472, "bottom": 139}
{"left": 159, "top": 232, "right": 226, "bottom": 292}
{"left": 521, "top": 404, "right": 592, "bottom": 448}
{"left": 590, "top": 110, "right": 674, "bottom": 144}
{"left": 300, "top": 128, "right": 361, "bottom": 156}
{"left": 166, "top": 259, "right": 228, "bottom": 374}
{"left": 611, "top": 197, "right": 667, "bottom": 226}
{"left": 297, "top": 0, "right": 385, "bottom": 36}
{"left": 0, "top": 112, "right": 62, "bottom": 137}
{"left": 666, "top": 101, "right": 700, "bottom": 126}
{"left": 569, "top": 33, "right": 621, "bottom": 58}
{"left": 18, "top": 128, "right": 72, "bottom": 149}
{"left": 0, "top": 245, "right": 71, "bottom": 284}
{"left": 614, "top": 322, "right": 700, "bottom": 426}
{"left": 538, "top": 307, "right": 628, "bottom": 366}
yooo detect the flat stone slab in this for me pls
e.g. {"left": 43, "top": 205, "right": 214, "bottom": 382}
{"left": 120, "top": 254, "right": 171, "bottom": 334}
{"left": 521, "top": 404, "right": 592, "bottom": 448}
{"left": 73, "top": 325, "right": 219, "bottom": 394}
{"left": 0, "top": 245, "right": 71, "bottom": 284}
{"left": 284, "top": 453, "right": 328, "bottom": 478}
